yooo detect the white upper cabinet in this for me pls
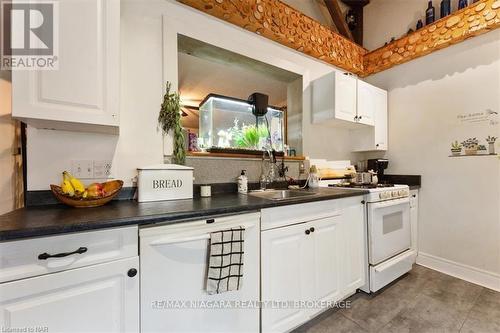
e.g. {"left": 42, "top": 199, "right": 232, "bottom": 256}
{"left": 312, "top": 71, "right": 358, "bottom": 126}
{"left": 350, "top": 82, "right": 388, "bottom": 152}
{"left": 312, "top": 73, "right": 388, "bottom": 148}
{"left": 12, "top": 0, "right": 120, "bottom": 134}
{"left": 356, "top": 80, "right": 376, "bottom": 126}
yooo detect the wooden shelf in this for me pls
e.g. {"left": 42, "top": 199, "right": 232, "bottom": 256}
{"left": 448, "top": 153, "right": 498, "bottom": 157}
{"left": 363, "top": 0, "right": 500, "bottom": 76}
{"left": 187, "top": 151, "right": 306, "bottom": 161}
{"left": 178, "top": 0, "right": 499, "bottom": 77}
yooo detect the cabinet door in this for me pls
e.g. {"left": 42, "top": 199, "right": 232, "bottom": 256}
{"left": 0, "top": 257, "right": 139, "bottom": 333}
{"left": 12, "top": 0, "right": 120, "bottom": 132}
{"left": 410, "top": 190, "right": 419, "bottom": 254}
{"left": 261, "top": 223, "right": 312, "bottom": 333}
{"left": 310, "top": 215, "right": 342, "bottom": 305}
{"left": 341, "top": 203, "right": 366, "bottom": 295}
{"left": 334, "top": 73, "right": 357, "bottom": 123}
{"left": 373, "top": 86, "right": 388, "bottom": 150}
{"left": 356, "top": 80, "right": 375, "bottom": 126}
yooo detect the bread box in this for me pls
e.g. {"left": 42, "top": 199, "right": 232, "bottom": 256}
{"left": 137, "top": 164, "right": 194, "bottom": 202}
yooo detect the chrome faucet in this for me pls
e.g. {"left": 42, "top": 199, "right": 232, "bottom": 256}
{"left": 260, "top": 150, "right": 277, "bottom": 190}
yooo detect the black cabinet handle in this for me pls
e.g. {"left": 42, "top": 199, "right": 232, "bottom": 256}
{"left": 412, "top": 194, "right": 417, "bottom": 198}
{"left": 305, "top": 229, "right": 311, "bottom": 235}
{"left": 206, "top": 219, "right": 215, "bottom": 224}
{"left": 128, "top": 268, "right": 138, "bottom": 277}
{"left": 361, "top": 200, "right": 366, "bottom": 204}
{"left": 358, "top": 116, "right": 362, "bottom": 120}
{"left": 38, "top": 247, "right": 87, "bottom": 260}
{"left": 309, "top": 227, "right": 315, "bottom": 233}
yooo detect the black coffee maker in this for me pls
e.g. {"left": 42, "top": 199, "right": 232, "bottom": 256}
{"left": 367, "top": 159, "right": 389, "bottom": 177}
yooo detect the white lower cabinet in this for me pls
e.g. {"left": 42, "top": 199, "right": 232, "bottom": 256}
{"left": 261, "top": 198, "right": 366, "bottom": 333}
{"left": 341, "top": 203, "right": 366, "bottom": 295}
{"left": 0, "top": 257, "right": 139, "bottom": 333}
{"left": 410, "top": 189, "right": 419, "bottom": 255}
{"left": 0, "top": 226, "right": 139, "bottom": 333}
{"left": 261, "top": 221, "right": 313, "bottom": 332}
{"left": 311, "top": 216, "right": 342, "bottom": 304}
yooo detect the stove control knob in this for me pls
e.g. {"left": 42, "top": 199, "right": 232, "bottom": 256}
{"left": 398, "top": 190, "right": 404, "bottom": 196}
{"left": 379, "top": 193, "right": 383, "bottom": 199}
{"left": 392, "top": 191, "right": 398, "bottom": 197}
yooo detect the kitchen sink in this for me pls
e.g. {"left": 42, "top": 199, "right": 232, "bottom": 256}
{"left": 247, "top": 189, "right": 317, "bottom": 201}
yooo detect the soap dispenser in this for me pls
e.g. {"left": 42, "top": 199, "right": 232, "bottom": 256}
{"left": 238, "top": 170, "right": 248, "bottom": 194}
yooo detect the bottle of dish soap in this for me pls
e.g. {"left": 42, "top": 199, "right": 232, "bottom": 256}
{"left": 238, "top": 170, "right": 248, "bottom": 194}
{"left": 308, "top": 165, "right": 319, "bottom": 189}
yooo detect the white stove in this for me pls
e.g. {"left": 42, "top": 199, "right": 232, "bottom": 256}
{"left": 319, "top": 180, "right": 410, "bottom": 201}
{"left": 319, "top": 180, "right": 415, "bottom": 293}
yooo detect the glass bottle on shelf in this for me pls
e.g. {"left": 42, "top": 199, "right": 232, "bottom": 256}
{"left": 440, "top": 0, "right": 451, "bottom": 18}
{"left": 458, "top": 0, "right": 468, "bottom": 9}
{"left": 426, "top": 1, "right": 435, "bottom": 25}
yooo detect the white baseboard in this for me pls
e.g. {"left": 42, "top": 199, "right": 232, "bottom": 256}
{"left": 416, "top": 252, "right": 500, "bottom": 292}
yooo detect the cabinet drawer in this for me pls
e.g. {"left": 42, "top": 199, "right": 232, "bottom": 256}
{"left": 261, "top": 196, "right": 360, "bottom": 231}
{"left": 0, "top": 226, "right": 138, "bottom": 283}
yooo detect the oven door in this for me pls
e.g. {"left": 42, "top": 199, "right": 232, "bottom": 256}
{"left": 367, "top": 197, "right": 411, "bottom": 265}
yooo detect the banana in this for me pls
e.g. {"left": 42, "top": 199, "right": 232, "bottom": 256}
{"left": 61, "top": 173, "right": 75, "bottom": 196}
{"left": 63, "top": 171, "right": 85, "bottom": 194}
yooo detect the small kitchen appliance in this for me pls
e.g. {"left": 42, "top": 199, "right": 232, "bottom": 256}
{"left": 367, "top": 158, "right": 389, "bottom": 177}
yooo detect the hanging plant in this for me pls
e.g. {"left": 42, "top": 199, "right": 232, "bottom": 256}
{"left": 158, "top": 82, "right": 185, "bottom": 165}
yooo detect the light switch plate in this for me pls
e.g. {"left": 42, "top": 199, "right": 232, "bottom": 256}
{"left": 71, "top": 160, "right": 93, "bottom": 179}
{"left": 93, "top": 160, "right": 112, "bottom": 178}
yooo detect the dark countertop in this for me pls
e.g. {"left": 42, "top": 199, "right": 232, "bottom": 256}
{"left": 0, "top": 188, "right": 368, "bottom": 241}
{"left": 380, "top": 174, "right": 421, "bottom": 190}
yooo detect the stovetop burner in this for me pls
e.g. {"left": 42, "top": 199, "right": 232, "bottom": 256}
{"left": 328, "top": 183, "right": 395, "bottom": 189}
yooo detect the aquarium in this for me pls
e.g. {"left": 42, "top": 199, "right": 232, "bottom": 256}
{"left": 198, "top": 94, "right": 285, "bottom": 152}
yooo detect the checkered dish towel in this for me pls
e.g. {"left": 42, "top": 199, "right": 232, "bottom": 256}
{"left": 206, "top": 227, "right": 245, "bottom": 294}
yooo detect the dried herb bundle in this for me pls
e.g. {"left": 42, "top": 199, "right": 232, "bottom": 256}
{"left": 158, "top": 82, "right": 185, "bottom": 165}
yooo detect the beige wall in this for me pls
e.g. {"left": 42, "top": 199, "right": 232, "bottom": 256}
{"left": 26, "top": 0, "right": 358, "bottom": 190}
{"left": 364, "top": 0, "right": 463, "bottom": 51}
{"left": 0, "top": 71, "right": 16, "bottom": 215}
{"left": 364, "top": 25, "right": 500, "bottom": 289}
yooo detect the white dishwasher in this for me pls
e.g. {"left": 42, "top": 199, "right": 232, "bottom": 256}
{"left": 140, "top": 212, "right": 260, "bottom": 333}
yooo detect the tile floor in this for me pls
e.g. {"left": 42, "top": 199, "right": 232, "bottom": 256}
{"left": 294, "top": 264, "right": 500, "bottom": 333}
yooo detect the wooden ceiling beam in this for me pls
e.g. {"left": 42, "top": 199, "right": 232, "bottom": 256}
{"left": 323, "top": 0, "right": 354, "bottom": 41}
{"left": 341, "top": 0, "right": 369, "bottom": 7}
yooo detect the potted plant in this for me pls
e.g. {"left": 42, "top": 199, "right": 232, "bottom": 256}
{"left": 450, "top": 141, "right": 462, "bottom": 156}
{"left": 158, "top": 82, "right": 185, "bottom": 165}
{"left": 461, "top": 138, "right": 479, "bottom": 155}
{"left": 486, "top": 136, "right": 497, "bottom": 154}
{"left": 478, "top": 145, "right": 487, "bottom": 154}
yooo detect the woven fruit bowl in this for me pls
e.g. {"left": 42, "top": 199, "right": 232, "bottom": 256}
{"left": 50, "top": 180, "right": 123, "bottom": 208}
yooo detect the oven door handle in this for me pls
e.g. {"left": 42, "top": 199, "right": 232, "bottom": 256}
{"left": 369, "top": 197, "right": 410, "bottom": 209}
